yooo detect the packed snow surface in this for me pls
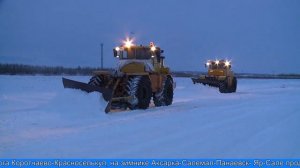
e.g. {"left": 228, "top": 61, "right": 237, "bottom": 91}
{"left": 0, "top": 76, "right": 299, "bottom": 158}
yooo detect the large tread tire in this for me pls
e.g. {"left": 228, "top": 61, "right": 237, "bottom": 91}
{"left": 88, "top": 75, "right": 103, "bottom": 86}
{"left": 126, "top": 76, "right": 152, "bottom": 110}
{"left": 154, "top": 77, "right": 174, "bottom": 106}
{"left": 219, "top": 81, "right": 229, "bottom": 93}
{"left": 219, "top": 77, "right": 237, "bottom": 93}
{"left": 231, "top": 77, "right": 237, "bottom": 93}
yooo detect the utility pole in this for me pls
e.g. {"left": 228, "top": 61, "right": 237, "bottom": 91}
{"left": 100, "top": 43, "right": 103, "bottom": 69}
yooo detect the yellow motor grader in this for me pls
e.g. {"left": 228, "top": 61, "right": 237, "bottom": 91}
{"left": 191, "top": 59, "right": 237, "bottom": 93}
{"left": 62, "top": 39, "right": 175, "bottom": 113}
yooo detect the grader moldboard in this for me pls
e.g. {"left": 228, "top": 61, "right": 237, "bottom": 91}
{"left": 62, "top": 39, "right": 175, "bottom": 113}
{"left": 191, "top": 59, "right": 237, "bottom": 93}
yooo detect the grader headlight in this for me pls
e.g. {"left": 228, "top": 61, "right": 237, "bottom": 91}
{"left": 123, "top": 38, "right": 134, "bottom": 48}
{"left": 206, "top": 62, "right": 211, "bottom": 67}
{"left": 151, "top": 46, "right": 156, "bottom": 51}
{"left": 225, "top": 60, "right": 231, "bottom": 67}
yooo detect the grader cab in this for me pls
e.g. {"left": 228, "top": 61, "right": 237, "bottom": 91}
{"left": 191, "top": 59, "right": 237, "bottom": 93}
{"left": 62, "top": 38, "right": 175, "bottom": 113}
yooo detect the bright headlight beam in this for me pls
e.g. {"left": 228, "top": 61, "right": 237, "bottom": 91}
{"left": 124, "top": 38, "right": 133, "bottom": 48}
{"left": 151, "top": 46, "right": 156, "bottom": 51}
{"left": 225, "top": 60, "right": 230, "bottom": 67}
{"left": 115, "top": 47, "right": 120, "bottom": 51}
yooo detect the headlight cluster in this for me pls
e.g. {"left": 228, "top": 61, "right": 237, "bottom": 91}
{"left": 206, "top": 59, "right": 231, "bottom": 67}
{"left": 114, "top": 38, "right": 160, "bottom": 59}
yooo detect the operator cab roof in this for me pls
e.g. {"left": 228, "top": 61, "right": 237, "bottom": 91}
{"left": 113, "top": 40, "right": 164, "bottom": 60}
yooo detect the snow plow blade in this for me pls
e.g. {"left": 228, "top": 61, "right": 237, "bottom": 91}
{"left": 191, "top": 77, "right": 220, "bottom": 86}
{"left": 191, "top": 77, "right": 206, "bottom": 84}
{"left": 191, "top": 77, "right": 198, "bottom": 84}
{"left": 62, "top": 77, "right": 112, "bottom": 101}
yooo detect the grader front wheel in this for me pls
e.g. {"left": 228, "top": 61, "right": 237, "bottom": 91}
{"left": 126, "top": 76, "right": 152, "bottom": 110}
{"left": 219, "top": 81, "right": 228, "bottom": 93}
{"left": 219, "top": 77, "right": 237, "bottom": 93}
{"left": 154, "top": 77, "right": 174, "bottom": 106}
{"left": 231, "top": 77, "right": 237, "bottom": 93}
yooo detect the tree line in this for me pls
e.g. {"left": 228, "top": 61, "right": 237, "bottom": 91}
{"left": 0, "top": 63, "right": 110, "bottom": 75}
{"left": 1, "top": 63, "right": 299, "bottom": 79}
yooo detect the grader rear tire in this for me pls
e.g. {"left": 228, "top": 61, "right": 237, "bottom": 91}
{"left": 126, "top": 76, "right": 152, "bottom": 110}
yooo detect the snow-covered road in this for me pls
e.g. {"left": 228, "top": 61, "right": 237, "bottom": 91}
{"left": 0, "top": 76, "right": 299, "bottom": 158}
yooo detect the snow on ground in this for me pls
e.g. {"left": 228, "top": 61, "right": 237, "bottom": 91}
{"left": 0, "top": 75, "right": 300, "bottom": 158}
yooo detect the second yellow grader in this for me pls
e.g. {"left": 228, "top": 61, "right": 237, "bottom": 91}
{"left": 192, "top": 59, "right": 237, "bottom": 93}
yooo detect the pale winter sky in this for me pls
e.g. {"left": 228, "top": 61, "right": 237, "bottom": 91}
{"left": 0, "top": 0, "right": 299, "bottom": 73}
